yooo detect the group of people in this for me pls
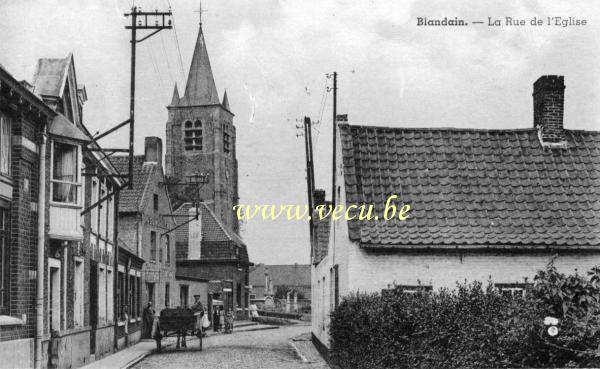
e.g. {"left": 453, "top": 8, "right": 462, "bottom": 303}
{"left": 142, "top": 297, "right": 237, "bottom": 339}
{"left": 212, "top": 306, "right": 235, "bottom": 334}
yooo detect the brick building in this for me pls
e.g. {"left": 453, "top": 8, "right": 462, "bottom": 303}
{"left": 312, "top": 76, "right": 600, "bottom": 348}
{"left": 113, "top": 137, "right": 176, "bottom": 341}
{"left": 0, "top": 54, "right": 124, "bottom": 368}
{"left": 0, "top": 64, "right": 55, "bottom": 368}
{"left": 173, "top": 202, "right": 250, "bottom": 317}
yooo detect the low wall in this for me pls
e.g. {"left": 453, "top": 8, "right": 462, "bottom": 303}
{"left": 0, "top": 338, "right": 33, "bottom": 368}
{"left": 94, "top": 325, "right": 114, "bottom": 359}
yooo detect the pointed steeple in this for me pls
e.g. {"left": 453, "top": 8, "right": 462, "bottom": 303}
{"left": 170, "top": 83, "right": 180, "bottom": 106}
{"left": 222, "top": 90, "right": 230, "bottom": 111}
{"left": 182, "top": 25, "right": 220, "bottom": 106}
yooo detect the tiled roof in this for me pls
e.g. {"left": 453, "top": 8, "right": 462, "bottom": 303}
{"left": 339, "top": 124, "right": 600, "bottom": 249}
{"left": 173, "top": 203, "right": 249, "bottom": 263}
{"left": 112, "top": 156, "right": 155, "bottom": 213}
{"left": 249, "top": 264, "right": 311, "bottom": 287}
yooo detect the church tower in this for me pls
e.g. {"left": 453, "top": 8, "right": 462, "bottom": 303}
{"left": 165, "top": 23, "right": 239, "bottom": 233}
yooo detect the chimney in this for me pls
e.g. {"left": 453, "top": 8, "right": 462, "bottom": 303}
{"left": 533, "top": 75, "right": 565, "bottom": 143}
{"left": 336, "top": 114, "right": 348, "bottom": 124}
{"left": 144, "top": 136, "right": 163, "bottom": 167}
{"left": 313, "top": 189, "right": 326, "bottom": 207}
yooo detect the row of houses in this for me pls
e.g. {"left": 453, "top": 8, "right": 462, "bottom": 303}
{"left": 311, "top": 75, "right": 600, "bottom": 349}
{"left": 0, "top": 20, "right": 252, "bottom": 368}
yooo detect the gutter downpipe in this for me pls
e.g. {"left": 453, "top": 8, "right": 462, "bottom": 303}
{"left": 35, "top": 125, "right": 47, "bottom": 369}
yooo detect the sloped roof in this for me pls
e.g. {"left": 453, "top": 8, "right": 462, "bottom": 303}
{"left": 112, "top": 155, "right": 156, "bottom": 213}
{"left": 339, "top": 124, "right": 600, "bottom": 249}
{"left": 249, "top": 264, "right": 311, "bottom": 287}
{"left": 180, "top": 26, "right": 220, "bottom": 106}
{"left": 49, "top": 113, "right": 90, "bottom": 142}
{"left": 173, "top": 203, "right": 249, "bottom": 263}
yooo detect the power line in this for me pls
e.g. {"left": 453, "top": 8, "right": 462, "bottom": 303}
{"left": 165, "top": 0, "right": 188, "bottom": 85}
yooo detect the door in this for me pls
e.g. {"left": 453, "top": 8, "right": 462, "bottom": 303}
{"left": 146, "top": 282, "right": 155, "bottom": 305}
{"left": 180, "top": 285, "right": 189, "bottom": 308}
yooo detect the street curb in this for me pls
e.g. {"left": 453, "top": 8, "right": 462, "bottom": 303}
{"left": 122, "top": 340, "right": 176, "bottom": 369}
{"left": 236, "top": 325, "right": 280, "bottom": 333}
{"left": 289, "top": 340, "right": 309, "bottom": 363}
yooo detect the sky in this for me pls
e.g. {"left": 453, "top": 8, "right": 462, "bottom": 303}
{"left": 2, "top": 0, "right": 599, "bottom": 264}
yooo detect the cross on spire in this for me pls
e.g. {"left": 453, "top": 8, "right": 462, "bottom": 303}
{"left": 193, "top": 0, "right": 207, "bottom": 25}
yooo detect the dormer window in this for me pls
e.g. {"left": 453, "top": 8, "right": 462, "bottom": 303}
{"left": 184, "top": 120, "right": 202, "bottom": 151}
{"left": 52, "top": 141, "right": 80, "bottom": 204}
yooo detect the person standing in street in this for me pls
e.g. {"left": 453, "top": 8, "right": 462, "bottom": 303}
{"left": 142, "top": 301, "right": 155, "bottom": 339}
{"left": 213, "top": 307, "right": 219, "bottom": 332}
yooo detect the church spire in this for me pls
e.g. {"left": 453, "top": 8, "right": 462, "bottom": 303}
{"left": 170, "top": 83, "right": 180, "bottom": 106}
{"left": 182, "top": 25, "right": 220, "bottom": 106}
{"left": 222, "top": 90, "right": 230, "bottom": 111}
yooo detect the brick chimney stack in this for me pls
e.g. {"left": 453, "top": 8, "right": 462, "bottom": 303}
{"left": 336, "top": 114, "right": 348, "bottom": 124}
{"left": 533, "top": 75, "right": 565, "bottom": 143}
{"left": 144, "top": 136, "right": 163, "bottom": 168}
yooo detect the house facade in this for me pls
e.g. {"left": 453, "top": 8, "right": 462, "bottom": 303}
{"left": 312, "top": 75, "right": 600, "bottom": 348}
{"left": 114, "top": 137, "right": 176, "bottom": 342}
{"left": 0, "top": 55, "right": 124, "bottom": 368}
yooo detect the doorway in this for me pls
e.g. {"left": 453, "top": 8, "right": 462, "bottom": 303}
{"left": 146, "top": 282, "right": 155, "bottom": 305}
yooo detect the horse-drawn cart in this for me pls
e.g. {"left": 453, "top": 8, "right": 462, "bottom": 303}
{"left": 153, "top": 308, "right": 203, "bottom": 351}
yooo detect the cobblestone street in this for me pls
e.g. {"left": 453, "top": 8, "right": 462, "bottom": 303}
{"left": 131, "top": 324, "right": 329, "bottom": 369}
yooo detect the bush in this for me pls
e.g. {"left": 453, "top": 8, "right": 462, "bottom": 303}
{"left": 329, "top": 260, "right": 600, "bottom": 368}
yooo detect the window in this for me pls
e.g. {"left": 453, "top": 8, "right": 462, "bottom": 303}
{"left": 107, "top": 183, "right": 113, "bottom": 240}
{"left": 382, "top": 285, "right": 433, "bottom": 298}
{"left": 334, "top": 265, "right": 339, "bottom": 308}
{"left": 150, "top": 231, "right": 157, "bottom": 262}
{"left": 74, "top": 259, "right": 84, "bottom": 326}
{"left": 0, "top": 207, "right": 9, "bottom": 313}
{"left": 91, "top": 179, "right": 98, "bottom": 232}
{"left": 223, "top": 124, "right": 230, "bottom": 154}
{"left": 153, "top": 194, "right": 159, "bottom": 211}
{"left": 129, "top": 274, "right": 138, "bottom": 319}
{"left": 107, "top": 268, "right": 114, "bottom": 322}
{"left": 98, "top": 267, "right": 106, "bottom": 323}
{"left": 165, "top": 235, "right": 171, "bottom": 264}
{"left": 52, "top": 141, "right": 79, "bottom": 203}
{"left": 165, "top": 283, "right": 170, "bottom": 308}
{"left": 184, "top": 120, "right": 202, "bottom": 151}
{"left": 99, "top": 181, "right": 106, "bottom": 236}
{"left": 180, "top": 285, "right": 189, "bottom": 308}
{"left": 49, "top": 259, "right": 61, "bottom": 332}
{"left": 0, "top": 113, "right": 11, "bottom": 175}
{"left": 236, "top": 283, "right": 242, "bottom": 307}
{"left": 118, "top": 271, "right": 125, "bottom": 321}
{"left": 495, "top": 283, "right": 529, "bottom": 298}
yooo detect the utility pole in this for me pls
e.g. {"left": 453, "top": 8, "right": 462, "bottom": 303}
{"left": 331, "top": 72, "right": 337, "bottom": 207}
{"left": 124, "top": 6, "right": 173, "bottom": 189}
{"left": 303, "top": 117, "right": 315, "bottom": 261}
{"left": 118, "top": 6, "right": 172, "bottom": 351}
